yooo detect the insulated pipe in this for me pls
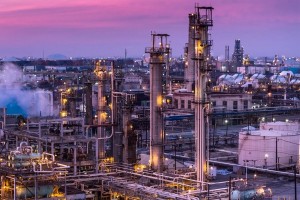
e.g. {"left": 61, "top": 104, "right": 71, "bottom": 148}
{"left": 32, "top": 163, "right": 68, "bottom": 173}
{"left": 116, "top": 169, "right": 195, "bottom": 188}
{"left": 114, "top": 164, "right": 230, "bottom": 187}
{"left": 210, "top": 160, "right": 300, "bottom": 178}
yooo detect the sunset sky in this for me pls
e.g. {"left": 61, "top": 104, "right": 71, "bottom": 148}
{"left": 0, "top": 0, "right": 299, "bottom": 58}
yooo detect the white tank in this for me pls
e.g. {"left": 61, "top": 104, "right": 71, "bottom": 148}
{"left": 231, "top": 189, "right": 256, "bottom": 200}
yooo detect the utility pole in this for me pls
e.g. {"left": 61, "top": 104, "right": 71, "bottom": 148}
{"left": 213, "top": 121, "right": 216, "bottom": 149}
{"left": 228, "top": 176, "right": 232, "bottom": 200}
{"left": 294, "top": 165, "right": 297, "bottom": 200}
{"left": 275, "top": 137, "right": 278, "bottom": 170}
{"left": 245, "top": 160, "right": 248, "bottom": 184}
{"left": 173, "top": 144, "right": 177, "bottom": 171}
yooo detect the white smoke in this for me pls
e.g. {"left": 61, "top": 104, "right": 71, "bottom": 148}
{"left": 0, "top": 63, "right": 53, "bottom": 117}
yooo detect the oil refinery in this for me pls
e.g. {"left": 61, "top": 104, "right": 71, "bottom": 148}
{"left": 0, "top": 3, "right": 300, "bottom": 200}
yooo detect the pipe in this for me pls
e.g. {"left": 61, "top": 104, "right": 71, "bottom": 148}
{"left": 19, "top": 141, "right": 28, "bottom": 148}
{"left": 117, "top": 169, "right": 196, "bottom": 188}
{"left": 213, "top": 149, "right": 238, "bottom": 155}
{"left": 116, "top": 165, "right": 230, "bottom": 187}
{"left": 96, "top": 131, "right": 113, "bottom": 140}
{"left": 210, "top": 160, "right": 300, "bottom": 178}
{"left": 210, "top": 156, "right": 237, "bottom": 160}
{"left": 14, "top": 177, "right": 16, "bottom": 200}
{"left": 32, "top": 162, "right": 68, "bottom": 173}
{"left": 42, "top": 152, "right": 55, "bottom": 162}
{"left": 84, "top": 125, "right": 91, "bottom": 138}
{"left": 55, "top": 163, "right": 70, "bottom": 169}
{"left": 7, "top": 131, "right": 50, "bottom": 142}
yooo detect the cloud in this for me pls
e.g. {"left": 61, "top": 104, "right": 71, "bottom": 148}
{"left": 0, "top": 0, "right": 299, "bottom": 57}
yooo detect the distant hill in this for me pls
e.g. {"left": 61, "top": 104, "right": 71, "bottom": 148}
{"left": 47, "top": 54, "right": 68, "bottom": 61}
{"left": 2, "top": 57, "right": 21, "bottom": 62}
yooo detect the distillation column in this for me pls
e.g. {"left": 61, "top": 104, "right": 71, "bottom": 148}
{"left": 95, "top": 61, "right": 106, "bottom": 170}
{"left": 146, "top": 33, "right": 170, "bottom": 172}
{"left": 122, "top": 95, "right": 136, "bottom": 164}
{"left": 192, "top": 6, "right": 213, "bottom": 189}
{"left": 84, "top": 81, "right": 93, "bottom": 126}
{"left": 185, "top": 14, "right": 197, "bottom": 92}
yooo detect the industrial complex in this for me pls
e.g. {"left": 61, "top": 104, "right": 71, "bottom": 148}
{"left": 1, "top": 3, "right": 300, "bottom": 200}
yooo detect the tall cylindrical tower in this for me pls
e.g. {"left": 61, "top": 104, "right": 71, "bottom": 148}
{"left": 94, "top": 61, "right": 107, "bottom": 170}
{"left": 192, "top": 6, "right": 213, "bottom": 189}
{"left": 146, "top": 33, "right": 170, "bottom": 172}
{"left": 185, "top": 14, "right": 197, "bottom": 92}
{"left": 84, "top": 82, "right": 93, "bottom": 125}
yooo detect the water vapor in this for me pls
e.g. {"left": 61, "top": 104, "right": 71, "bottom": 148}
{"left": 0, "top": 63, "right": 53, "bottom": 117}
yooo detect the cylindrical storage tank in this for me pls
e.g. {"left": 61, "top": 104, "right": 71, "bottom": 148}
{"left": 7, "top": 161, "right": 31, "bottom": 168}
{"left": 16, "top": 185, "right": 54, "bottom": 198}
{"left": 239, "top": 121, "right": 300, "bottom": 169}
{"left": 231, "top": 190, "right": 240, "bottom": 200}
{"left": 11, "top": 153, "right": 41, "bottom": 161}
{"left": 231, "top": 189, "right": 256, "bottom": 200}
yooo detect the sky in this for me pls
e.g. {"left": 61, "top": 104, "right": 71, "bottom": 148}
{"left": 0, "top": 0, "right": 299, "bottom": 59}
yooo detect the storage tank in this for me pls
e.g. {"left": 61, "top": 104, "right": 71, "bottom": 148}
{"left": 9, "top": 152, "right": 41, "bottom": 161}
{"left": 7, "top": 161, "right": 31, "bottom": 168}
{"left": 239, "top": 121, "right": 300, "bottom": 168}
{"left": 231, "top": 189, "right": 255, "bottom": 200}
{"left": 231, "top": 187, "right": 267, "bottom": 200}
{"left": 16, "top": 185, "right": 54, "bottom": 198}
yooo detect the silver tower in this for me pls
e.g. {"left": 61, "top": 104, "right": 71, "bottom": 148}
{"left": 192, "top": 6, "right": 213, "bottom": 189}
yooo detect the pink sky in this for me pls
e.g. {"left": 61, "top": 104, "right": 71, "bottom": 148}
{"left": 0, "top": 0, "right": 299, "bottom": 58}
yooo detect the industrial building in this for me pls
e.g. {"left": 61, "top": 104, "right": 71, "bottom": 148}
{"left": 172, "top": 91, "right": 253, "bottom": 113}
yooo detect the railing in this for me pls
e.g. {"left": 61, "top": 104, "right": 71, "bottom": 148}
{"left": 193, "top": 39, "right": 213, "bottom": 47}
{"left": 190, "top": 19, "right": 213, "bottom": 27}
{"left": 145, "top": 47, "right": 171, "bottom": 54}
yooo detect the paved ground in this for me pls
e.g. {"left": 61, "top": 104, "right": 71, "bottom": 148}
{"left": 265, "top": 177, "right": 300, "bottom": 199}
{"left": 211, "top": 171, "right": 300, "bottom": 199}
